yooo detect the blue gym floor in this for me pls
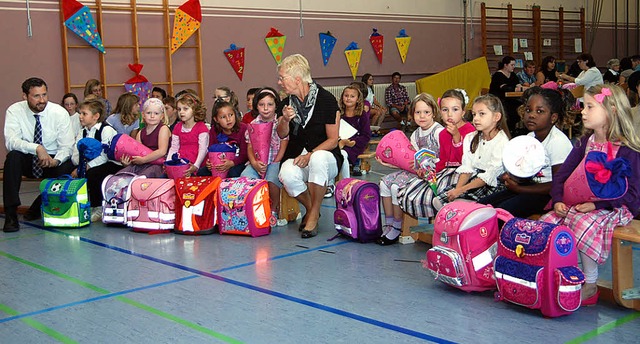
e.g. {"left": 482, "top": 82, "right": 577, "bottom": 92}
{"left": 1, "top": 161, "right": 639, "bottom": 343}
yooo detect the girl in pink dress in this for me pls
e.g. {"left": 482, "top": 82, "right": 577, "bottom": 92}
{"left": 166, "top": 93, "right": 209, "bottom": 177}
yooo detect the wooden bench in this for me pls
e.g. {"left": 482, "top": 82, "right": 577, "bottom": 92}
{"left": 357, "top": 151, "right": 376, "bottom": 173}
{"left": 598, "top": 220, "right": 640, "bottom": 311}
{"left": 0, "top": 171, "right": 43, "bottom": 215}
{"left": 399, "top": 213, "right": 433, "bottom": 245}
{"left": 278, "top": 190, "right": 300, "bottom": 222}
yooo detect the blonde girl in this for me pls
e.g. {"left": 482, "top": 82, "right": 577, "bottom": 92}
{"left": 376, "top": 93, "right": 444, "bottom": 245}
{"left": 339, "top": 85, "right": 371, "bottom": 176}
{"left": 540, "top": 85, "right": 640, "bottom": 305}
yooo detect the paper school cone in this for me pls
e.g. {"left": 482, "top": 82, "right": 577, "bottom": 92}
{"left": 369, "top": 28, "right": 384, "bottom": 64}
{"left": 170, "top": 0, "right": 202, "bottom": 54}
{"left": 224, "top": 44, "right": 245, "bottom": 81}
{"left": 265, "top": 27, "right": 286, "bottom": 65}
{"left": 164, "top": 153, "right": 191, "bottom": 179}
{"left": 344, "top": 42, "right": 362, "bottom": 80}
{"left": 208, "top": 134, "right": 238, "bottom": 179}
{"left": 395, "top": 29, "right": 411, "bottom": 63}
{"left": 319, "top": 31, "right": 337, "bottom": 66}
{"left": 375, "top": 130, "right": 417, "bottom": 173}
{"left": 61, "top": 0, "right": 105, "bottom": 53}
{"left": 248, "top": 122, "right": 274, "bottom": 178}
{"left": 124, "top": 64, "right": 152, "bottom": 107}
{"left": 106, "top": 134, "right": 165, "bottom": 165}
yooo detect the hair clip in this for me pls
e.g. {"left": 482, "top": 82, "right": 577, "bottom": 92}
{"left": 594, "top": 88, "right": 612, "bottom": 103}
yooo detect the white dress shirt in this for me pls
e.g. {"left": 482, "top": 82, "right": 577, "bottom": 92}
{"left": 4, "top": 100, "right": 74, "bottom": 163}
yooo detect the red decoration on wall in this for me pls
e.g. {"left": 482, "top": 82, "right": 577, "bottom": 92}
{"left": 369, "top": 28, "right": 384, "bottom": 64}
{"left": 224, "top": 44, "right": 245, "bottom": 81}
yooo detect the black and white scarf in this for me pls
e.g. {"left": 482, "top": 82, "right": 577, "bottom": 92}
{"left": 289, "top": 82, "right": 318, "bottom": 135}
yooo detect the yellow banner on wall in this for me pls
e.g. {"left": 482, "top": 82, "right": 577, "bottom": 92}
{"left": 415, "top": 57, "right": 491, "bottom": 108}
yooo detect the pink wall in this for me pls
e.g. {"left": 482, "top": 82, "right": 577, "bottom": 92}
{"left": 0, "top": 2, "right": 636, "bottom": 167}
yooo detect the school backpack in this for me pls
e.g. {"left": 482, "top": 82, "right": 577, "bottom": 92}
{"left": 217, "top": 177, "right": 271, "bottom": 237}
{"left": 494, "top": 218, "right": 585, "bottom": 317}
{"left": 174, "top": 176, "right": 221, "bottom": 235}
{"left": 39, "top": 175, "right": 90, "bottom": 228}
{"left": 101, "top": 172, "right": 146, "bottom": 225}
{"left": 127, "top": 178, "right": 176, "bottom": 233}
{"left": 333, "top": 178, "right": 382, "bottom": 243}
{"left": 424, "top": 201, "right": 513, "bottom": 292}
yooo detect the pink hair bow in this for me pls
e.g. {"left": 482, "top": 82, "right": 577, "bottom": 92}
{"left": 594, "top": 88, "right": 612, "bottom": 103}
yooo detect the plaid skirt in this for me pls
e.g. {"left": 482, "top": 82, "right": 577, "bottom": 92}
{"left": 539, "top": 206, "right": 633, "bottom": 264}
{"left": 437, "top": 177, "right": 506, "bottom": 205}
{"left": 398, "top": 168, "right": 459, "bottom": 218}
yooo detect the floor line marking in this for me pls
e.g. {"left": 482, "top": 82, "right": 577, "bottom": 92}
{"left": 0, "top": 303, "right": 78, "bottom": 343}
{"left": 0, "top": 251, "right": 242, "bottom": 343}
{"left": 15, "top": 224, "right": 453, "bottom": 343}
{"left": 564, "top": 311, "right": 640, "bottom": 343}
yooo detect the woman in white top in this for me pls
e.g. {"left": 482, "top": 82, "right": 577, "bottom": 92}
{"left": 559, "top": 53, "right": 604, "bottom": 91}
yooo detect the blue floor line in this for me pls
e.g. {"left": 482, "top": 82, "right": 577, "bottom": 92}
{"left": 8, "top": 222, "right": 453, "bottom": 343}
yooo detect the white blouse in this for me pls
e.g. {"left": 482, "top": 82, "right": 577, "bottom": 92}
{"left": 456, "top": 130, "right": 509, "bottom": 187}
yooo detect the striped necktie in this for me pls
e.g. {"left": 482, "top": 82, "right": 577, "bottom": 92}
{"left": 33, "top": 114, "right": 43, "bottom": 177}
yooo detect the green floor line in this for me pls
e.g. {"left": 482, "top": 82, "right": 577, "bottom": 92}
{"left": 0, "top": 232, "right": 45, "bottom": 242}
{"left": 565, "top": 311, "right": 640, "bottom": 344}
{"left": 0, "top": 303, "right": 78, "bottom": 344}
{"left": 0, "top": 250, "right": 243, "bottom": 344}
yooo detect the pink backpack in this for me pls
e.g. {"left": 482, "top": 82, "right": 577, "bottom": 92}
{"left": 494, "top": 218, "right": 585, "bottom": 317}
{"left": 332, "top": 178, "right": 382, "bottom": 243}
{"left": 425, "top": 201, "right": 513, "bottom": 292}
{"left": 174, "top": 177, "right": 221, "bottom": 235}
{"left": 217, "top": 177, "right": 271, "bottom": 237}
{"left": 101, "top": 172, "right": 146, "bottom": 225}
{"left": 127, "top": 178, "right": 176, "bottom": 233}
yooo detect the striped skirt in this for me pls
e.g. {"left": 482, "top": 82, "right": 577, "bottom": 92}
{"left": 398, "top": 167, "right": 459, "bottom": 218}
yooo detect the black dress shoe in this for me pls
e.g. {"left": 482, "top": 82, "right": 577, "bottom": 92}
{"left": 376, "top": 235, "right": 399, "bottom": 246}
{"left": 23, "top": 208, "right": 42, "bottom": 221}
{"left": 3, "top": 215, "right": 20, "bottom": 232}
{"left": 301, "top": 224, "right": 318, "bottom": 238}
{"left": 298, "top": 213, "right": 321, "bottom": 231}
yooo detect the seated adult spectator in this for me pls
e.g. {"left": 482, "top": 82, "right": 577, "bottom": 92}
{"left": 3, "top": 77, "right": 75, "bottom": 232}
{"left": 384, "top": 72, "right": 410, "bottom": 129}
{"left": 603, "top": 58, "right": 621, "bottom": 84}
{"left": 517, "top": 60, "right": 538, "bottom": 87}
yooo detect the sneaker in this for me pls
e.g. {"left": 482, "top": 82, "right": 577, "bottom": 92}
{"left": 324, "top": 184, "right": 335, "bottom": 198}
{"left": 276, "top": 218, "right": 288, "bottom": 227}
{"left": 91, "top": 207, "right": 103, "bottom": 223}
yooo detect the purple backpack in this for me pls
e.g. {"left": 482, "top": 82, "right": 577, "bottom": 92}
{"left": 333, "top": 178, "right": 382, "bottom": 243}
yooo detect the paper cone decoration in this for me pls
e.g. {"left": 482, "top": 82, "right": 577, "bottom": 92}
{"left": 319, "top": 31, "right": 337, "bottom": 66}
{"left": 61, "top": 0, "right": 105, "bottom": 53}
{"left": 124, "top": 64, "right": 152, "bottom": 107}
{"left": 395, "top": 29, "right": 411, "bottom": 63}
{"left": 170, "top": 0, "right": 202, "bottom": 54}
{"left": 375, "top": 130, "right": 417, "bottom": 173}
{"left": 265, "top": 27, "right": 286, "bottom": 65}
{"left": 369, "top": 28, "right": 384, "bottom": 64}
{"left": 344, "top": 42, "right": 362, "bottom": 80}
{"left": 224, "top": 44, "right": 245, "bottom": 81}
{"left": 248, "top": 122, "right": 274, "bottom": 177}
{"left": 106, "top": 134, "right": 165, "bottom": 165}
